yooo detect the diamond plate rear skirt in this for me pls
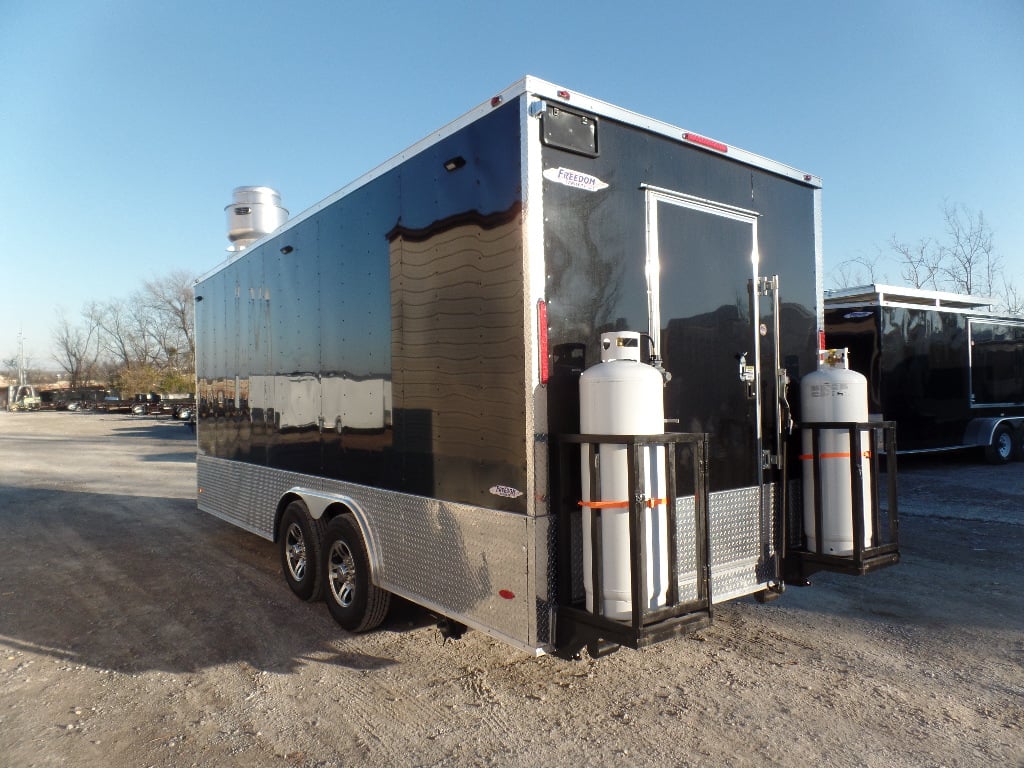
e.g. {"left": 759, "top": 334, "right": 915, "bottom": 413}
{"left": 197, "top": 455, "right": 546, "bottom": 651}
{"left": 198, "top": 456, "right": 777, "bottom": 650}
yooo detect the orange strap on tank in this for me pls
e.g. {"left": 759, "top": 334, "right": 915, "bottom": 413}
{"left": 798, "top": 451, "right": 872, "bottom": 460}
{"left": 578, "top": 497, "right": 668, "bottom": 509}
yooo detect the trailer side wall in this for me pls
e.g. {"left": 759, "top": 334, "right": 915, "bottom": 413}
{"left": 196, "top": 101, "right": 530, "bottom": 514}
{"left": 196, "top": 101, "right": 547, "bottom": 650}
{"left": 826, "top": 303, "right": 1024, "bottom": 451}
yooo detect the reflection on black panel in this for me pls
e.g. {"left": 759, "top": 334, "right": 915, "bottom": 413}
{"left": 543, "top": 116, "right": 818, "bottom": 493}
{"left": 658, "top": 203, "right": 758, "bottom": 491}
{"left": 389, "top": 204, "right": 526, "bottom": 511}
{"left": 970, "top": 321, "right": 1024, "bottom": 405}
{"left": 828, "top": 307, "right": 1024, "bottom": 451}
{"left": 880, "top": 307, "right": 967, "bottom": 448}
{"left": 195, "top": 99, "right": 527, "bottom": 511}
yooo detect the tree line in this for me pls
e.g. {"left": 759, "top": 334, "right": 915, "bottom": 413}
{"left": 831, "top": 202, "right": 1022, "bottom": 316}
{"left": 50, "top": 270, "right": 196, "bottom": 395}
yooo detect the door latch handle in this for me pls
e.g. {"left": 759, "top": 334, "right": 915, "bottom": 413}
{"left": 735, "top": 352, "right": 756, "bottom": 383}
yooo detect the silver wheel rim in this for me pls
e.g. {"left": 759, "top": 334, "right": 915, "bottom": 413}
{"left": 998, "top": 432, "right": 1013, "bottom": 459}
{"left": 328, "top": 540, "right": 356, "bottom": 608}
{"left": 284, "top": 521, "right": 307, "bottom": 582}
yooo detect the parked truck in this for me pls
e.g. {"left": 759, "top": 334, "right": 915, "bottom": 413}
{"left": 194, "top": 77, "right": 898, "bottom": 656}
{"left": 825, "top": 284, "right": 1024, "bottom": 463}
{"left": 6, "top": 385, "right": 41, "bottom": 411}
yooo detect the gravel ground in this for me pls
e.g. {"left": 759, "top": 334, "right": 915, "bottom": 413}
{"left": 0, "top": 411, "right": 1021, "bottom": 767}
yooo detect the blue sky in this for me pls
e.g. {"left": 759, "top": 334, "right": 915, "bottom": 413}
{"left": 2, "top": 0, "right": 1022, "bottom": 367}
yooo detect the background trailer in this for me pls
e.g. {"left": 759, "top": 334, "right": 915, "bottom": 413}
{"left": 194, "top": 77, "right": 897, "bottom": 656}
{"left": 826, "top": 284, "right": 1024, "bottom": 463}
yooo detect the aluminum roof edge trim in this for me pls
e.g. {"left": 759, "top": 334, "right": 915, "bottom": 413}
{"left": 198, "top": 75, "right": 820, "bottom": 285}
{"left": 824, "top": 283, "right": 996, "bottom": 309}
{"left": 825, "top": 300, "right": 999, "bottom": 317}
{"left": 524, "top": 76, "right": 821, "bottom": 188}
{"left": 827, "top": 300, "right": 1024, "bottom": 324}
{"left": 196, "top": 77, "right": 534, "bottom": 286}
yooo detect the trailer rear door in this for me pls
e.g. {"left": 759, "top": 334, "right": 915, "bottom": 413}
{"left": 645, "top": 186, "right": 766, "bottom": 491}
{"left": 644, "top": 186, "right": 785, "bottom": 603}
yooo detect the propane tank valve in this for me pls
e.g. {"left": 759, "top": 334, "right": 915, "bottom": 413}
{"left": 641, "top": 334, "right": 672, "bottom": 384}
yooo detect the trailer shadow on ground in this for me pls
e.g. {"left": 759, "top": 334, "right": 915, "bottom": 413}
{"left": 781, "top": 511, "right": 1024, "bottom": 633}
{"left": 3, "top": 480, "right": 1022, "bottom": 684}
{"left": 108, "top": 419, "right": 195, "bottom": 442}
{"left": 0, "top": 487, "right": 434, "bottom": 677}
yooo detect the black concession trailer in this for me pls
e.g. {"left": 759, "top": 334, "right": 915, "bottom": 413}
{"left": 194, "top": 77, "right": 898, "bottom": 656}
{"left": 826, "top": 284, "right": 1024, "bottom": 463}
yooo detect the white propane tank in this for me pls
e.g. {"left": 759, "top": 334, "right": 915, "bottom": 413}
{"left": 801, "top": 348, "right": 873, "bottom": 554}
{"left": 579, "top": 331, "right": 668, "bottom": 619}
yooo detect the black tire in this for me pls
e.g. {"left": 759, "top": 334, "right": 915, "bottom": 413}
{"left": 322, "top": 515, "right": 391, "bottom": 632}
{"left": 984, "top": 424, "right": 1014, "bottom": 465}
{"left": 279, "top": 500, "right": 325, "bottom": 602}
{"left": 1013, "top": 426, "right": 1024, "bottom": 463}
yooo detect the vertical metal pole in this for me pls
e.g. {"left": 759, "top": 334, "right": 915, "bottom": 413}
{"left": 588, "top": 442, "right": 604, "bottom": 617}
{"left": 687, "top": 435, "right": 707, "bottom": 608}
{"left": 556, "top": 437, "right": 571, "bottom": 607}
{"left": 886, "top": 425, "right": 900, "bottom": 546}
{"left": 628, "top": 439, "right": 646, "bottom": 630}
{"left": 867, "top": 424, "right": 881, "bottom": 548}
{"left": 699, "top": 435, "right": 713, "bottom": 613}
{"left": 812, "top": 427, "right": 824, "bottom": 555}
{"left": 666, "top": 440, "right": 679, "bottom": 606}
{"left": 850, "top": 426, "right": 865, "bottom": 567}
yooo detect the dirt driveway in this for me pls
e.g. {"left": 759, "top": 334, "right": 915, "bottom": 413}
{"left": 1, "top": 412, "right": 1021, "bottom": 767}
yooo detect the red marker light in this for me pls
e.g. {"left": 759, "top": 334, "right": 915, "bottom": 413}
{"left": 537, "top": 300, "right": 550, "bottom": 384}
{"left": 556, "top": 89, "right": 570, "bottom": 100}
{"left": 683, "top": 132, "right": 729, "bottom": 153}
{"left": 499, "top": 589, "right": 516, "bottom": 600}
{"left": 491, "top": 95, "right": 503, "bottom": 107}
{"left": 818, "top": 330, "right": 827, "bottom": 351}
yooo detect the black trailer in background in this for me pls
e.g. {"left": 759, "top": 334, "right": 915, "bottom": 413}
{"left": 825, "top": 284, "right": 1024, "bottom": 463}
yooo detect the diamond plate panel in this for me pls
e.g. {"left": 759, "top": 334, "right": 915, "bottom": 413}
{"left": 674, "top": 495, "right": 701, "bottom": 603}
{"left": 675, "top": 486, "right": 779, "bottom": 604}
{"left": 706, "top": 484, "right": 778, "bottom": 603}
{"left": 709, "top": 487, "right": 763, "bottom": 564}
{"left": 197, "top": 456, "right": 540, "bottom": 649}
{"left": 198, "top": 455, "right": 316, "bottom": 537}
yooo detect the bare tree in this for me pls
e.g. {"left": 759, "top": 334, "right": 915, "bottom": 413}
{"left": 84, "top": 271, "right": 197, "bottom": 395}
{"left": 831, "top": 249, "right": 887, "bottom": 289}
{"left": 889, "top": 234, "right": 943, "bottom": 290}
{"left": 999, "top": 275, "right": 1023, "bottom": 316}
{"left": 52, "top": 309, "right": 99, "bottom": 389}
{"left": 90, "top": 299, "right": 134, "bottom": 373}
{"left": 940, "top": 202, "right": 998, "bottom": 297}
{"left": 142, "top": 270, "right": 196, "bottom": 368}
{"left": 91, "top": 296, "right": 163, "bottom": 371}
{"left": 876, "top": 202, "right": 1020, "bottom": 316}
{"left": 1, "top": 357, "right": 15, "bottom": 377}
